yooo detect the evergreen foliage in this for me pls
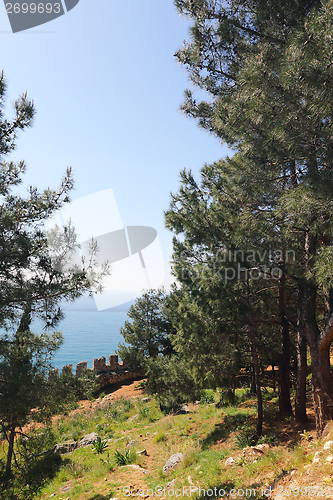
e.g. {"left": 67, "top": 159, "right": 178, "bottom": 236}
{"left": 166, "top": 0, "right": 333, "bottom": 433}
{"left": 0, "top": 72, "right": 107, "bottom": 480}
{"left": 117, "top": 289, "right": 175, "bottom": 370}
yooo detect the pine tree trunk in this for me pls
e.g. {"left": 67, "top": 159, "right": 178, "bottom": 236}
{"left": 249, "top": 327, "right": 263, "bottom": 437}
{"left": 300, "top": 244, "right": 333, "bottom": 434}
{"left": 6, "top": 426, "right": 15, "bottom": 476}
{"left": 295, "top": 330, "right": 308, "bottom": 423}
{"left": 272, "top": 364, "right": 276, "bottom": 393}
{"left": 250, "top": 365, "right": 257, "bottom": 395}
{"left": 309, "top": 346, "right": 333, "bottom": 435}
{"left": 278, "top": 271, "right": 293, "bottom": 415}
{"left": 295, "top": 284, "right": 308, "bottom": 423}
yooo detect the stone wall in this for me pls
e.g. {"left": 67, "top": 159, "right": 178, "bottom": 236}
{"left": 48, "top": 354, "right": 143, "bottom": 389}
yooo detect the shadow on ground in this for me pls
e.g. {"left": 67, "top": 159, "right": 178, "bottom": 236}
{"left": 201, "top": 411, "right": 249, "bottom": 449}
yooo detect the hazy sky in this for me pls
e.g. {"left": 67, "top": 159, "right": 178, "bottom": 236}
{"left": 0, "top": 0, "right": 228, "bottom": 288}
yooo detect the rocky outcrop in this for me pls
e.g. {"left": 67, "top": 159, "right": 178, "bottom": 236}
{"left": 54, "top": 441, "right": 78, "bottom": 454}
{"left": 163, "top": 453, "right": 185, "bottom": 473}
{"left": 78, "top": 432, "right": 99, "bottom": 448}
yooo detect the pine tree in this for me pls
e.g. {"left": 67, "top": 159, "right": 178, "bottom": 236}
{"left": 173, "top": 0, "right": 333, "bottom": 432}
{"left": 117, "top": 289, "right": 175, "bottom": 370}
{"left": 165, "top": 158, "right": 297, "bottom": 435}
{"left": 0, "top": 72, "right": 108, "bottom": 477}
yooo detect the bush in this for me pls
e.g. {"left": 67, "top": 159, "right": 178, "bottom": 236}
{"left": 234, "top": 426, "right": 257, "bottom": 449}
{"left": 114, "top": 449, "right": 135, "bottom": 465}
{"left": 199, "top": 389, "right": 215, "bottom": 405}
{"left": 92, "top": 437, "right": 108, "bottom": 454}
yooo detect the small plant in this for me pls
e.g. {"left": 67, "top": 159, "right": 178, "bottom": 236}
{"left": 109, "top": 408, "right": 121, "bottom": 420}
{"left": 235, "top": 427, "right": 257, "bottom": 449}
{"left": 123, "top": 399, "right": 134, "bottom": 411}
{"left": 100, "top": 452, "right": 114, "bottom": 472}
{"left": 106, "top": 430, "right": 114, "bottom": 439}
{"left": 96, "top": 424, "right": 104, "bottom": 433}
{"left": 71, "top": 430, "right": 80, "bottom": 442}
{"left": 139, "top": 406, "right": 149, "bottom": 418}
{"left": 235, "top": 456, "right": 248, "bottom": 466}
{"left": 300, "top": 429, "right": 312, "bottom": 441}
{"left": 135, "top": 380, "right": 147, "bottom": 390}
{"left": 114, "top": 449, "right": 134, "bottom": 465}
{"left": 92, "top": 436, "right": 108, "bottom": 454}
{"left": 199, "top": 390, "right": 215, "bottom": 405}
{"left": 258, "top": 433, "right": 277, "bottom": 445}
{"left": 153, "top": 430, "right": 166, "bottom": 443}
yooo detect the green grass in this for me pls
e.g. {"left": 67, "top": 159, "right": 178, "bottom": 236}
{"left": 0, "top": 386, "right": 319, "bottom": 500}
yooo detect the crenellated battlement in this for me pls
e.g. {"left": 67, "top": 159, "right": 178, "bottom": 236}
{"left": 48, "top": 354, "right": 130, "bottom": 378}
{"left": 48, "top": 354, "right": 142, "bottom": 389}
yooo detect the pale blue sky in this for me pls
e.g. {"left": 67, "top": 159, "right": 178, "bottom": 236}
{"left": 0, "top": 0, "right": 228, "bottom": 286}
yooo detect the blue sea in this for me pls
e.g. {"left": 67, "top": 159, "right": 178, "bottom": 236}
{"left": 32, "top": 309, "right": 129, "bottom": 371}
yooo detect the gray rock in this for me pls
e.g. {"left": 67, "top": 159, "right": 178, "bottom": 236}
{"left": 126, "top": 440, "right": 136, "bottom": 447}
{"left": 113, "top": 437, "right": 125, "bottom": 443}
{"left": 141, "top": 397, "right": 150, "bottom": 403}
{"left": 128, "top": 414, "right": 139, "bottom": 422}
{"left": 324, "top": 440, "right": 333, "bottom": 450}
{"left": 78, "top": 432, "right": 99, "bottom": 448}
{"left": 163, "top": 453, "right": 185, "bottom": 473}
{"left": 179, "top": 404, "right": 191, "bottom": 414}
{"left": 225, "top": 457, "right": 236, "bottom": 466}
{"left": 53, "top": 441, "right": 77, "bottom": 454}
{"left": 136, "top": 449, "right": 148, "bottom": 456}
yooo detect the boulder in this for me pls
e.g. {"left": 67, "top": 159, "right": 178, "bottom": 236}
{"left": 78, "top": 432, "right": 99, "bottom": 448}
{"left": 178, "top": 404, "right": 191, "bottom": 414}
{"left": 53, "top": 441, "right": 77, "bottom": 454}
{"left": 126, "top": 440, "right": 136, "bottom": 448}
{"left": 163, "top": 453, "right": 185, "bottom": 473}
{"left": 323, "top": 440, "right": 333, "bottom": 450}
{"left": 225, "top": 457, "right": 236, "bottom": 466}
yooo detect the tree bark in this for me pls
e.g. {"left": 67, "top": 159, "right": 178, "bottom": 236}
{"left": 278, "top": 268, "right": 293, "bottom": 415}
{"left": 295, "top": 330, "right": 308, "bottom": 423}
{"left": 250, "top": 364, "right": 257, "bottom": 395}
{"left": 248, "top": 324, "right": 263, "bottom": 437}
{"left": 6, "top": 426, "right": 15, "bottom": 476}
{"left": 301, "top": 233, "right": 333, "bottom": 434}
{"left": 272, "top": 364, "right": 276, "bottom": 393}
{"left": 295, "top": 284, "right": 308, "bottom": 423}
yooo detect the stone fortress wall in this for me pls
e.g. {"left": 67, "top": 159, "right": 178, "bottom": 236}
{"left": 49, "top": 354, "right": 143, "bottom": 388}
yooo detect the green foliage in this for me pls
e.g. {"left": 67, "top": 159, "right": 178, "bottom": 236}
{"left": 117, "top": 289, "right": 175, "bottom": 370}
{"left": 0, "top": 73, "right": 109, "bottom": 483}
{"left": 122, "top": 398, "right": 134, "bottom": 412}
{"left": 199, "top": 390, "right": 215, "bottom": 405}
{"left": 145, "top": 355, "right": 201, "bottom": 413}
{"left": 100, "top": 452, "right": 114, "bottom": 472}
{"left": 234, "top": 426, "right": 257, "bottom": 449}
{"left": 139, "top": 406, "right": 149, "bottom": 418}
{"left": 152, "top": 430, "right": 166, "bottom": 443}
{"left": 114, "top": 449, "right": 135, "bottom": 466}
{"left": 55, "top": 368, "right": 99, "bottom": 405}
{"left": 92, "top": 437, "right": 108, "bottom": 454}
